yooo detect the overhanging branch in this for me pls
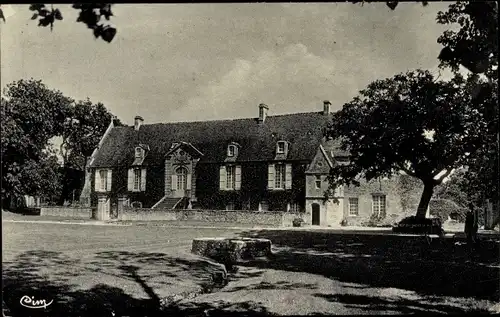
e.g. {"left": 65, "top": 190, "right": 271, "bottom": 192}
{"left": 397, "top": 163, "right": 417, "bottom": 177}
{"left": 434, "top": 169, "right": 453, "bottom": 184}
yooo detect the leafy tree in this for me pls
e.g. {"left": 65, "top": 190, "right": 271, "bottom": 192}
{"left": 437, "top": 1, "right": 498, "bottom": 77}
{"left": 58, "top": 99, "right": 121, "bottom": 204}
{"left": 1, "top": 79, "right": 121, "bottom": 207}
{"left": 0, "top": 4, "right": 116, "bottom": 43}
{"left": 1, "top": 79, "right": 73, "bottom": 206}
{"left": 434, "top": 168, "right": 468, "bottom": 206}
{"left": 436, "top": 1, "right": 499, "bottom": 212}
{"left": 60, "top": 99, "right": 120, "bottom": 171}
{"left": 326, "top": 69, "right": 490, "bottom": 219}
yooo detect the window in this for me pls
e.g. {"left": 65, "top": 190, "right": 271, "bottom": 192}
{"left": 133, "top": 169, "right": 142, "bottom": 191}
{"left": 275, "top": 164, "right": 286, "bottom": 189}
{"left": 176, "top": 167, "right": 187, "bottom": 190}
{"left": 227, "top": 145, "right": 236, "bottom": 157}
{"left": 226, "top": 201, "right": 235, "bottom": 211}
{"left": 315, "top": 175, "right": 322, "bottom": 189}
{"left": 268, "top": 163, "right": 291, "bottom": 190}
{"left": 128, "top": 168, "right": 146, "bottom": 192}
{"left": 372, "top": 195, "right": 386, "bottom": 217}
{"left": 220, "top": 165, "right": 241, "bottom": 191}
{"left": 100, "top": 170, "right": 107, "bottom": 191}
{"left": 226, "top": 165, "right": 236, "bottom": 189}
{"left": 135, "top": 147, "right": 143, "bottom": 158}
{"left": 277, "top": 141, "right": 286, "bottom": 154}
{"left": 290, "top": 203, "right": 301, "bottom": 213}
{"left": 349, "top": 197, "right": 359, "bottom": 216}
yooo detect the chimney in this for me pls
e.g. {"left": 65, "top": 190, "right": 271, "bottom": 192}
{"left": 134, "top": 116, "right": 144, "bottom": 131}
{"left": 323, "top": 100, "right": 331, "bottom": 115}
{"left": 258, "top": 103, "right": 269, "bottom": 123}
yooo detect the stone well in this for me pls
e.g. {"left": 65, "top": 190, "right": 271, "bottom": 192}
{"left": 191, "top": 237, "right": 272, "bottom": 262}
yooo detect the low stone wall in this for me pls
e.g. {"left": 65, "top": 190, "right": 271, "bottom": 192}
{"left": 118, "top": 208, "right": 177, "bottom": 221}
{"left": 118, "top": 208, "right": 285, "bottom": 226}
{"left": 40, "top": 207, "right": 92, "bottom": 218}
{"left": 282, "top": 212, "right": 309, "bottom": 227}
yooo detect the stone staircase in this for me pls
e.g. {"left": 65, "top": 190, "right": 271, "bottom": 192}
{"left": 153, "top": 197, "right": 188, "bottom": 209}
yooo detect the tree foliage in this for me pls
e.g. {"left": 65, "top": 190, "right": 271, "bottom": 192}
{"left": 0, "top": 4, "right": 117, "bottom": 43}
{"left": 1, "top": 79, "right": 120, "bottom": 206}
{"left": 1, "top": 79, "right": 72, "bottom": 203}
{"left": 326, "top": 69, "right": 490, "bottom": 218}
{"left": 61, "top": 99, "right": 121, "bottom": 171}
{"left": 436, "top": 1, "right": 498, "bottom": 77}
{"left": 436, "top": 1, "right": 499, "bottom": 206}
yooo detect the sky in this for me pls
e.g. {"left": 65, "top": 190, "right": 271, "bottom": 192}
{"left": 1, "top": 3, "right": 454, "bottom": 126}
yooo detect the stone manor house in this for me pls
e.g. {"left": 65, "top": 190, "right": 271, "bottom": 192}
{"left": 84, "top": 101, "right": 423, "bottom": 226}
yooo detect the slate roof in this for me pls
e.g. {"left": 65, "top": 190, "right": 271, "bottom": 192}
{"left": 90, "top": 112, "right": 335, "bottom": 168}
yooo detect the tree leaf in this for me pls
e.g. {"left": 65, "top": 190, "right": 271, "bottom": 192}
{"left": 54, "top": 9, "right": 63, "bottom": 21}
{"left": 101, "top": 26, "right": 117, "bottom": 43}
{"left": 386, "top": 1, "right": 398, "bottom": 10}
{"left": 93, "top": 26, "right": 102, "bottom": 38}
{"left": 31, "top": 13, "right": 38, "bottom": 20}
{"left": 0, "top": 8, "right": 5, "bottom": 22}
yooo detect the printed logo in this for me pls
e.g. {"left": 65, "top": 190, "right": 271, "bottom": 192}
{"left": 19, "top": 295, "right": 53, "bottom": 309}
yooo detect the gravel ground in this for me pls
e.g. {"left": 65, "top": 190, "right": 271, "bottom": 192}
{"left": 2, "top": 218, "right": 498, "bottom": 315}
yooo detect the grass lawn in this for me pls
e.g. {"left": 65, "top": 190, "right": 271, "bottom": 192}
{"left": 2, "top": 221, "right": 499, "bottom": 316}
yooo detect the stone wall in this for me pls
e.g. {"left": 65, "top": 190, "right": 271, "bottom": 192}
{"left": 282, "top": 212, "right": 308, "bottom": 227}
{"left": 118, "top": 208, "right": 285, "bottom": 226}
{"left": 342, "top": 174, "right": 423, "bottom": 226}
{"left": 40, "top": 207, "right": 92, "bottom": 218}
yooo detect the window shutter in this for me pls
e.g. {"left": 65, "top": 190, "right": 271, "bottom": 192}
{"left": 284, "top": 142, "right": 289, "bottom": 155}
{"left": 219, "top": 166, "right": 227, "bottom": 190}
{"left": 235, "top": 165, "right": 241, "bottom": 190}
{"left": 95, "top": 170, "right": 101, "bottom": 192}
{"left": 187, "top": 172, "right": 192, "bottom": 190}
{"left": 141, "top": 168, "right": 147, "bottom": 191}
{"left": 285, "top": 164, "right": 292, "bottom": 189}
{"left": 268, "top": 164, "right": 275, "bottom": 189}
{"left": 127, "top": 169, "right": 134, "bottom": 191}
{"left": 107, "top": 169, "right": 112, "bottom": 192}
{"left": 172, "top": 174, "right": 177, "bottom": 191}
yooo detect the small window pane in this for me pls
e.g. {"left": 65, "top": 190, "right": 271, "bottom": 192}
{"left": 275, "top": 164, "right": 286, "bottom": 189}
{"left": 315, "top": 175, "right": 321, "bottom": 189}
{"left": 277, "top": 142, "right": 285, "bottom": 153}
{"left": 349, "top": 197, "right": 359, "bottom": 216}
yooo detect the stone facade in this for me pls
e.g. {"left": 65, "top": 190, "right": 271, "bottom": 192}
{"left": 342, "top": 175, "right": 424, "bottom": 226}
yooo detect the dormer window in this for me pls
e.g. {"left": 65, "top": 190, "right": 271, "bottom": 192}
{"left": 135, "top": 147, "right": 144, "bottom": 158}
{"left": 228, "top": 145, "right": 236, "bottom": 157}
{"left": 277, "top": 141, "right": 286, "bottom": 154}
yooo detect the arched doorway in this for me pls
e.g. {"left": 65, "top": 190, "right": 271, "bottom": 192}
{"left": 312, "top": 203, "right": 320, "bottom": 226}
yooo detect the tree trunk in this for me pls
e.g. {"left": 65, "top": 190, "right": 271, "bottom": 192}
{"left": 416, "top": 181, "right": 435, "bottom": 219}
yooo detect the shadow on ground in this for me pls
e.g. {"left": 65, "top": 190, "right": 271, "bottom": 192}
{"left": 235, "top": 230, "right": 499, "bottom": 313}
{"left": 2, "top": 249, "right": 271, "bottom": 317}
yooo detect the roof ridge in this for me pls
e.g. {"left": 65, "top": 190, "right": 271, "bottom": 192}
{"left": 127, "top": 111, "right": 324, "bottom": 127}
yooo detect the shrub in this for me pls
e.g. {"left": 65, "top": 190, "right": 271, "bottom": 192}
{"left": 361, "top": 213, "right": 386, "bottom": 227}
{"left": 292, "top": 217, "right": 304, "bottom": 227}
{"left": 340, "top": 218, "right": 350, "bottom": 226}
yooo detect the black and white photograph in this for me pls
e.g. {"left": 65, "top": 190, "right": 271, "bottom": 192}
{"left": 1, "top": 2, "right": 499, "bottom": 316}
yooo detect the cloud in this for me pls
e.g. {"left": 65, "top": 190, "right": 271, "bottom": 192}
{"left": 2, "top": 3, "right": 453, "bottom": 125}
{"left": 169, "top": 43, "right": 378, "bottom": 122}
